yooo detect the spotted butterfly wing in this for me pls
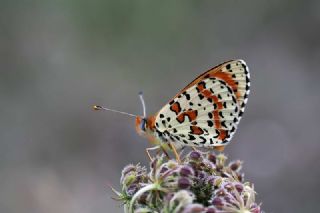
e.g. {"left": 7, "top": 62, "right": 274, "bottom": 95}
{"left": 153, "top": 59, "right": 250, "bottom": 147}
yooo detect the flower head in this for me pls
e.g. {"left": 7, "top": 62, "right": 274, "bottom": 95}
{"left": 114, "top": 150, "right": 262, "bottom": 213}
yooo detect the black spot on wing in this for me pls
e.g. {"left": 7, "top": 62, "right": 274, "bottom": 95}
{"left": 223, "top": 102, "right": 227, "bottom": 108}
{"left": 207, "top": 120, "right": 214, "bottom": 127}
{"left": 198, "top": 94, "right": 204, "bottom": 100}
{"left": 219, "top": 80, "right": 226, "bottom": 85}
{"left": 242, "top": 63, "right": 247, "bottom": 70}
{"left": 222, "top": 140, "right": 229, "bottom": 144}
{"left": 199, "top": 136, "right": 206, "bottom": 144}
{"left": 183, "top": 91, "right": 191, "bottom": 100}
{"left": 246, "top": 84, "right": 250, "bottom": 91}
{"left": 188, "top": 135, "right": 196, "bottom": 141}
{"left": 214, "top": 129, "right": 220, "bottom": 138}
{"left": 210, "top": 138, "right": 214, "bottom": 144}
{"left": 221, "top": 121, "right": 227, "bottom": 128}
{"left": 183, "top": 140, "right": 189, "bottom": 144}
{"left": 198, "top": 81, "right": 206, "bottom": 89}
{"left": 227, "top": 86, "right": 233, "bottom": 94}
{"left": 232, "top": 96, "right": 237, "bottom": 103}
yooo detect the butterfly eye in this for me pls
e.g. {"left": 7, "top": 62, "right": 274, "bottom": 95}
{"left": 140, "top": 118, "right": 147, "bottom": 131}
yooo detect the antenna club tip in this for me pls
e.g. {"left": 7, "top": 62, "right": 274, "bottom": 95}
{"left": 93, "top": 105, "right": 102, "bottom": 110}
{"left": 138, "top": 91, "right": 143, "bottom": 95}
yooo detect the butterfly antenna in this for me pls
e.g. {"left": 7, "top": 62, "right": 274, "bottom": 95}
{"left": 93, "top": 105, "right": 137, "bottom": 118}
{"left": 139, "top": 91, "right": 146, "bottom": 117}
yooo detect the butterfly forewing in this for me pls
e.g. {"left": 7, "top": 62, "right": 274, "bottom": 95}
{"left": 154, "top": 59, "right": 250, "bottom": 147}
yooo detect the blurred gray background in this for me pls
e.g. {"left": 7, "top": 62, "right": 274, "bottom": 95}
{"left": 1, "top": 0, "right": 320, "bottom": 212}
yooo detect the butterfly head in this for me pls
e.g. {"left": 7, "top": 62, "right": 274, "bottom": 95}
{"left": 135, "top": 116, "right": 155, "bottom": 136}
{"left": 135, "top": 116, "right": 146, "bottom": 135}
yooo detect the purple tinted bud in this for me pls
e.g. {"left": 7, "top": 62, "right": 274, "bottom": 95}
{"left": 250, "top": 203, "right": 261, "bottom": 213}
{"left": 189, "top": 151, "right": 201, "bottom": 160}
{"left": 178, "top": 177, "right": 191, "bottom": 189}
{"left": 206, "top": 176, "right": 216, "bottom": 185}
{"left": 215, "top": 188, "right": 226, "bottom": 197}
{"left": 203, "top": 160, "right": 216, "bottom": 170}
{"left": 250, "top": 203, "right": 258, "bottom": 209}
{"left": 126, "top": 184, "right": 139, "bottom": 196}
{"left": 121, "top": 164, "right": 136, "bottom": 177}
{"left": 211, "top": 197, "right": 224, "bottom": 208}
{"left": 160, "top": 166, "right": 168, "bottom": 174}
{"left": 180, "top": 165, "right": 194, "bottom": 177}
{"left": 197, "top": 171, "right": 207, "bottom": 180}
{"left": 182, "top": 204, "right": 204, "bottom": 213}
{"left": 224, "top": 194, "right": 233, "bottom": 203}
{"left": 223, "top": 183, "right": 233, "bottom": 191}
{"left": 235, "top": 183, "right": 244, "bottom": 193}
{"left": 229, "top": 160, "right": 242, "bottom": 171}
{"left": 208, "top": 153, "right": 216, "bottom": 164}
{"left": 206, "top": 206, "right": 217, "bottom": 213}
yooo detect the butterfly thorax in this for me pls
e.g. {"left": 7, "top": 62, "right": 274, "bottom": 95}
{"left": 136, "top": 115, "right": 180, "bottom": 148}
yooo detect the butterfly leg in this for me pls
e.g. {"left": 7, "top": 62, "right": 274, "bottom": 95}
{"left": 169, "top": 143, "right": 181, "bottom": 164}
{"left": 160, "top": 145, "right": 170, "bottom": 159}
{"left": 191, "top": 146, "right": 198, "bottom": 151}
{"left": 145, "top": 145, "right": 160, "bottom": 161}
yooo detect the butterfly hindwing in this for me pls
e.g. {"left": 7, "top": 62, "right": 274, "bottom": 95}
{"left": 154, "top": 59, "right": 250, "bottom": 147}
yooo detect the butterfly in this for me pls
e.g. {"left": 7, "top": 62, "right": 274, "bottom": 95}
{"left": 94, "top": 59, "right": 250, "bottom": 161}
